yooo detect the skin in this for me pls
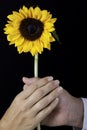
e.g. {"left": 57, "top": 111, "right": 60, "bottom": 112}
{"left": 23, "top": 77, "right": 84, "bottom": 129}
{"left": 0, "top": 76, "right": 63, "bottom": 130}
{"left": 42, "top": 89, "right": 84, "bottom": 129}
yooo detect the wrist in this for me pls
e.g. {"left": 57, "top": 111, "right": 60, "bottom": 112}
{"left": 0, "top": 120, "right": 4, "bottom": 130}
{"left": 0, "top": 117, "right": 8, "bottom": 130}
{"left": 67, "top": 97, "right": 84, "bottom": 128}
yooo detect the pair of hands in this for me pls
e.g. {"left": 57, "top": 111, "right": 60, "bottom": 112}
{"left": 0, "top": 76, "right": 83, "bottom": 130}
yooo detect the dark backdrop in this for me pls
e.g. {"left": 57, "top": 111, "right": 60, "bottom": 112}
{"left": 0, "top": 0, "right": 83, "bottom": 130}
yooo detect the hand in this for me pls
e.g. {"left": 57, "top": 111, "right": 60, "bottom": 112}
{"left": 42, "top": 88, "right": 84, "bottom": 129}
{"left": 23, "top": 77, "right": 84, "bottom": 128}
{"left": 0, "top": 76, "right": 62, "bottom": 130}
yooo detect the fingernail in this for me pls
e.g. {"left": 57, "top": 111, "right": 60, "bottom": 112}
{"left": 22, "top": 77, "right": 28, "bottom": 81}
{"left": 47, "top": 76, "right": 53, "bottom": 81}
{"left": 54, "top": 80, "right": 60, "bottom": 85}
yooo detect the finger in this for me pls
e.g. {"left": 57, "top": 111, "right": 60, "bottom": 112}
{"left": 22, "top": 77, "right": 39, "bottom": 85}
{"left": 32, "top": 87, "right": 62, "bottom": 115}
{"left": 23, "top": 78, "right": 39, "bottom": 90}
{"left": 35, "top": 98, "right": 59, "bottom": 124}
{"left": 19, "top": 76, "right": 53, "bottom": 99}
{"left": 24, "top": 80, "right": 60, "bottom": 108}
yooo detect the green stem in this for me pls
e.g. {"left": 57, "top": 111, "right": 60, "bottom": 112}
{"left": 34, "top": 53, "right": 41, "bottom": 130}
{"left": 37, "top": 123, "right": 41, "bottom": 130}
{"left": 34, "top": 53, "right": 38, "bottom": 78}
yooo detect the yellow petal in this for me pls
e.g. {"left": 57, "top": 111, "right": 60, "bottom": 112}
{"left": 44, "top": 22, "right": 53, "bottom": 29}
{"left": 30, "top": 47, "right": 38, "bottom": 56}
{"left": 12, "top": 11, "right": 24, "bottom": 20}
{"left": 15, "top": 36, "right": 24, "bottom": 46}
{"left": 50, "top": 35, "right": 56, "bottom": 42}
{"left": 34, "top": 7, "right": 42, "bottom": 19}
{"left": 23, "top": 40, "right": 33, "bottom": 52}
{"left": 7, "top": 14, "right": 15, "bottom": 21}
{"left": 28, "top": 7, "right": 34, "bottom": 18}
{"left": 43, "top": 40, "right": 51, "bottom": 50}
{"left": 7, "top": 33, "right": 21, "bottom": 42}
{"left": 17, "top": 45, "right": 23, "bottom": 54}
{"left": 40, "top": 10, "right": 48, "bottom": 22}
{"left": 34, "top": 40, "right": 43, "bottom": 53}
{"left": 4, "top": 24, "right": 19, "bottom": 34}
{"left": 19, "top": 6, "right": 28, "bottom": 18}
{"left": 50, "top": 18, "right": 57, "bottom": 23}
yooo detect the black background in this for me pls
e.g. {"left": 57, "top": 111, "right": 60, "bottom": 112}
{"left": 0, "top": 0, "right": 84, "bottom": 130}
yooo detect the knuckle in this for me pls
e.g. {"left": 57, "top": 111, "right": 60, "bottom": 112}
{"left": 47, "top": 81, "right": 53, "bottom": 87}
{"left": 44, "top": 99, "right": 49, "bottom": 105}
{"left": 14, "top": 94, "right": 21, "bottom": 103}
{"left": 14, "top": 97, "right": 26, "bottom": 112}
{"left": 43, "top": 77, "right": 49, "bottom": 82}
{"left": 46, "top": 81, "right": 56, "bottom": 89}
{"left": 34, "top": 83, "right": 39, "bottom": 89}
{"left": 41, "top": 99, "right": 49, "bottom": 107}
{"left": 20, "top": 104, "right": 26, "bottom": 112}
{"left": 46, "top": 96, "right": 53, "bottom": 104}
{"left": 34, "top": 103, "right": 41, "bottom": 111}
{"left": 40, "top": 77, "right": 49, "bottom": 84}
{"left": 23, "top": 84, "right": 27, "bottom": 90}
{"left": 52, "top": 89, "right": 58, "bottom": 97}
{"left": 38, "top": 88, "right": 45, "bottom": 97}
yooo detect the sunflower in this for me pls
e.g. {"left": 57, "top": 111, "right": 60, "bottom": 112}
{"left": 4, "top": 6, "right": 57, "bottom": 56}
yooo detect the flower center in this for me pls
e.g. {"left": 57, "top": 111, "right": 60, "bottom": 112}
{"left": 19, "top": 18, "right": 44, "bottom": 41}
